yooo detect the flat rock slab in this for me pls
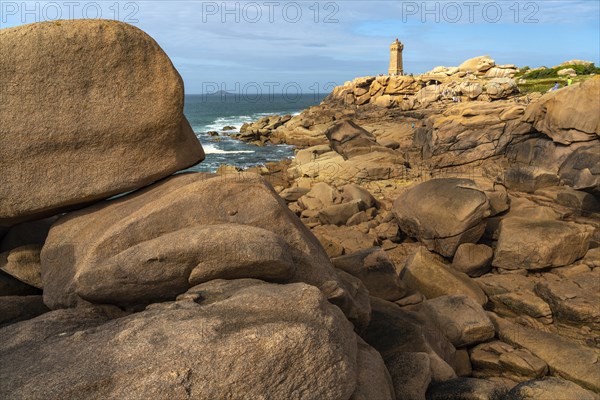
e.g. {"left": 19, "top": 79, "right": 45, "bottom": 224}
{"left": 489, "top": 312, "right": 600, "bottom": 392}
{"left": 535, "top": 270, "right": 600, "bottom": 330}
{"left": 504, "top": 377, "right": 598, "bottom": 400}
{"left": 0, "top": 20, "right": 204, "bottom": 225}
{"left": 470, "top": 341, "right": 548, "bottom": 381}
{"left": 493, "top": 217, "right": 593, "bottom": 270}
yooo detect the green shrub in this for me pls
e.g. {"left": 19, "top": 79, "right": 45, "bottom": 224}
{"left": 522, "top": 68, "right": 557, "bottom": 79}
{"left": 521, "top": 63, "right": 600, "bottom": 80}
{"left": 564, "top": 64, "right": 600, "bottom": 75}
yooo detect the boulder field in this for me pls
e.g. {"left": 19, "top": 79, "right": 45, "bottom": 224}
{"left": 1, "top": 20, "right": 599, "bottom": 400}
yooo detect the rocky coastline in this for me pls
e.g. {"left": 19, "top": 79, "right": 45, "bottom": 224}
{"left": 1, "top": 20, "right": 599, "bottom": 400}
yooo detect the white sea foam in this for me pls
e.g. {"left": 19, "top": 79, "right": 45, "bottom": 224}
{"left": 200, "top": 111, "right": 298, "bottom": 133}
{"left": 202, "top": 143, "right": 255, "bottom": 154}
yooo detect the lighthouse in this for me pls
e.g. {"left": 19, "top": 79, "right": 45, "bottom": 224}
{"left": 388, "top": 38, "right": 404, "bottom": 76}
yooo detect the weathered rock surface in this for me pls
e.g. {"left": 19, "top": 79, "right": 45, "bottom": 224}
{"left": 504, "top": 165, "right": 559, "bottom": 193}
{"left": 458, "top": 56, "right": 496, "bottom": 74}
{"left": 325, "top": 120, "right": 384, "bottom": 159}
{"left": 523, "top": 78, "right": 600, "bottom": 145}
{"left": 385, "top": 352, "right": 431, "bottom": 400}
{"left": 425, "top": 377, "right": 507, "bottom": 400}
{"left": 452, "top": 244, "right": 493, "bottom": 277}
{"left": 393, "top": 179, "right": 491, "bottom": 257}
{"left": 0, "top": 20, "right": 204, "bottom": 225}
{"left": 492, "top": 217, "right": 593, "bottom": 270}
{"left": 298, "top": 181, "right": 339, "bottom": 210}
{"left": 535, "top": 270, "right": 600, "bottom": 331}
{"left": 0, "top": 280, "right": 369, "bottom": 400}
{"left": 534, "top": 185, "right": 600, "bottom": 213}
{"left": 319, "top": 200, "right": 363, "bottom": 226}
{"left": 312, "top": 225, "right": 378, "bottom": 257}
{"left": 0, "top": 216, "right": 57, "bottom": 252}
{"left": 489, "top": 290, "right": 553, "bottom": 324}
{"left": 420, "top": 295, "right": 495, "bottom": 347}
{"left": 558, "top": 144, "right": 600, "bottom": 195}
{"left": 0, "top": 295, "right": 49, "bottom": 327}
{"left": 332, "top": 247, "right": 405, "bottom": 301}
{"left": 364, "top": 297, "right": 457, "bottom": 384}
{"left": 0, "top": 245, "right": 42, "bottom": 289}
{"left": 504, "top": 377, "right": 599, "bottom": 400}
{"left": 402, "top": 248, "right": 488, "bottom": 306}
{"left": 485, "top": 78, "right": 519, "bottom": 100}
{"left": 470, "top": 341, "right": 548, "bottom": 381}
{"left": 489, "top": 313, "right": 600, "bottom": 391}
{"left": 41, "top": 173, "right": 369, "bottom": 329}
{"left": 417, "top": 102, "right": 527, "bottom": 169}
{"left": 352, "top": 336, "right": 396, "bottom": 400}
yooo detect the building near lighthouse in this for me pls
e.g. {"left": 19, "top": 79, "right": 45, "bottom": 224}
{"left": 388, "top": 38, "right": 404, "bottom": 76}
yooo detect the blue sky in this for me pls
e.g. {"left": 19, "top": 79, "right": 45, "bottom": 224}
{"left": 1, "top": 0, "right": 599, "bottom": 93}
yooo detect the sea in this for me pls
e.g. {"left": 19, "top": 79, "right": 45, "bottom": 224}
{"left": 183, "top": 93, "right": 328, "bottom": 172}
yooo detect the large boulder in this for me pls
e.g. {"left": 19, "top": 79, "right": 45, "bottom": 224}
{"left": 324, "top": 120, "right": 383, "bottom": 159}
{"left": 458, "top": 56, "right": 496, "bottom": 74}
{"left": 484, "top": 78, "right": 518, "bottom": 99}
{"left": 364, "top": 297, "right": 458, "bottom": 384}
{"left": 523, "top": 78, "right": 600, "bottom": 145}
{"left": 332, "top": 247, "right": 406, "bottom": 301}
{"left": 558, "top": 144, "right": 600, "bottom": 195}
{"left": 417, "top": 101, "right": 527, "bottom": 169}
{"left": 452, "top": 243, "right": 493, "bottom": 277}
{"left": 492, "top": 217, "right": 593, "bottom": 270}
{"left": 0, "top": 20, "right": 204, "bottom": 226}
{"left": 420, "top": 295, "right": 495, "bottom": 347}
{"left": 41, "top": 173, "right": 369, "bottom": 329}
{"left": 402, "top": 248, "right": 487, "bottom": 306}
{"left": 385, "top": 352, "right": 432, "bottom": 400}
{"left": 0, "top": 279, "right": 371, "bottom": 399}
{"left": 393, "top": 179, "right": 491, "bottom": 257}
{"left": 352, "top": 336, "right": 396, "bottom": 400}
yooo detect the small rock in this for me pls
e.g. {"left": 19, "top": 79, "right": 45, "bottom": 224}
{"left": 452, "top": 244, "right": 493, "bottom": 277}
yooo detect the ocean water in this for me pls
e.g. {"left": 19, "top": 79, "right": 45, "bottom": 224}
{"left": 183, "top": 93, "right": 327, "bottom": 172}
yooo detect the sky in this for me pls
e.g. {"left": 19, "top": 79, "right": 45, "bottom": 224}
{"left": 1, "top": 0, "right": 599, "bottom": 93}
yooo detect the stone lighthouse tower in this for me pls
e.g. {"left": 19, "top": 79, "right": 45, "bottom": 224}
{"left": 388, "top": 38, "right": 404, "bottom": 76}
